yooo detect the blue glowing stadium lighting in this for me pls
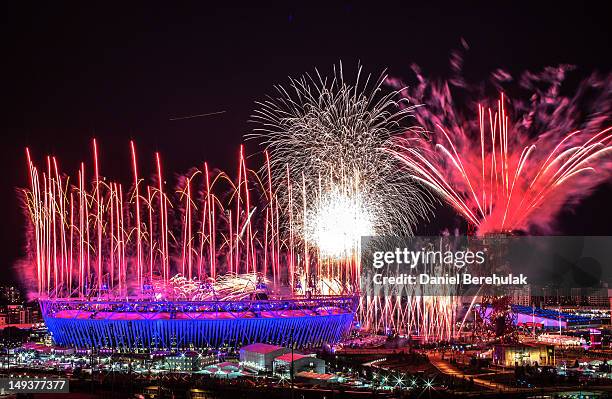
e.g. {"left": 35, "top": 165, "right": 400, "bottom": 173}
{"left": 40, "top": 296, "right": 357, "bottom": 349}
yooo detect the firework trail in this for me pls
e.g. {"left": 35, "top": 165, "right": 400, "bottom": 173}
{"left": 388, "top": 46, "right": 612, "bottom": 235}
{"left": 249, "top": 64, "right": 433, "bottom": 260}
{"left": 21, "top": 142, "right": 329, "bottom": 299}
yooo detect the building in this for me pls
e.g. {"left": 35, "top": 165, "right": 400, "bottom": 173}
{"left": 508, "top": 286, "right": 531, "bottom": 307}
{"left": 295, "top": 371, "right": 340, "bottom": 386}
{"left": 586, "top": 287, "right": 611, "bottom": 307}
{"left": 4, "top": 304, "right": 39, "bottom": 325}
{"left": 536, "top": 286, "right": 611, "bottom": 308}
{"left": 164, "top": 351, "right": 216, "bottom": 372}
{"left": 512, "top": 305, "right": 600, "bottom": 329}
{"left": 41, "top": 296, "right": 356, "bottom": 349}
{"left": 273, "top": 353, "right": 325, "bottom": 376}
{"left": 0, "top": 286, "right": 23, "bottom": 304}
{"left": 493, "top": 344, "right": 554, "bottom": 367}
{"left": 202, "top": 362, "right": 245, "bottom": 379}
{"left": 29, "top": 306, "right": 42, "bottom": 324}
{"left": 7, "top": 305, "right": 24, "bottom": 324}
{"left": 536, "top": 333, "right": 585, "bottom": 347}
{"left": 239, "top": 343, "right": 290, "bottom": 371}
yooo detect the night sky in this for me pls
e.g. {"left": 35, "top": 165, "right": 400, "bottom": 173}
{"left": 1, "top": 3, "right": 611, "bottom": 286}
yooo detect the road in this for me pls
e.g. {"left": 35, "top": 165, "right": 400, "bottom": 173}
{"left": 428, "top": 352, "right": 520, "bottom": 392}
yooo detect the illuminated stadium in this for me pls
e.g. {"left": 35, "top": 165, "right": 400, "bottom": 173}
{"left": 40, "top": 296, "right": 356, "bottom": 349}
{"left": 23, "top": 143, "right": 358, "bottom": 350}
{"left": 512, "top": 305, "right": 602, "bottom": 329}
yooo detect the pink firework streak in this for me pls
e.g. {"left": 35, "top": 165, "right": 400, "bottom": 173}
{"left": 21, "top": 140, "right": 365, "bottom": 300}
{"left": 388, "top": 55, "right": 612, "bottom": 235}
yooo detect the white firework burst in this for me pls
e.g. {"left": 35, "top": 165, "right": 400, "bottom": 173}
{"left": 249, "top": 64, "right": 433, "bottom": 259}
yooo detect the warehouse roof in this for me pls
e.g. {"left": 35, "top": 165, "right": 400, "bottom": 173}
{"left": 241, "top": 343, "right": 285, "bottom": 354}
{"left": 274, "top": 353, "right": 310, "bottom": 363}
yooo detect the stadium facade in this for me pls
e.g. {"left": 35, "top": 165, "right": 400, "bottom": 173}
{"left": 40, "top": 296, "right": 357, "bottom": 350}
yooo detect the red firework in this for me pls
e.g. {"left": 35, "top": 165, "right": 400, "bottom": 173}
{"left": 389, "top": 60, "right": 612, "bottom": 235}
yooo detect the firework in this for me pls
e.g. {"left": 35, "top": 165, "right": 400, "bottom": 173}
{"left": 384, "top": 48, "right": 612, "bottom": 341}
{"left": 152, "top": 273, "right": 270, "bottom": 301}
{"left": 249, "top": 64, "right": 440, "bottom": 338}
{"left": 249, "top": 64, "right": 433, "bottom": 268}
{"left": 389, "top": 54, "right": 612, "bottom": 235}
{"left": 21, "top": 141, "right": 332, "bottom": 298}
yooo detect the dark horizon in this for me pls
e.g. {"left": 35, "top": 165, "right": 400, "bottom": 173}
{"left": 1, "top": 2, "right": 611, "bottom": 287}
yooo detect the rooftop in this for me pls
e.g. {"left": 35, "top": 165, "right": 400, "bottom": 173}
{"left": 274, "top": 353, "right": 310, "bottom": 363}
{"left": 241, "top": 343, "right": 285, "bottom": 354}
{"left": 216, "top": 362, "right": 240, "bottom": 370}
{"left": 512, "top": 305, "right": 598, "bottom": 324}
{"left": 295, "top": 371, "right": 337, "bottom": 381}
